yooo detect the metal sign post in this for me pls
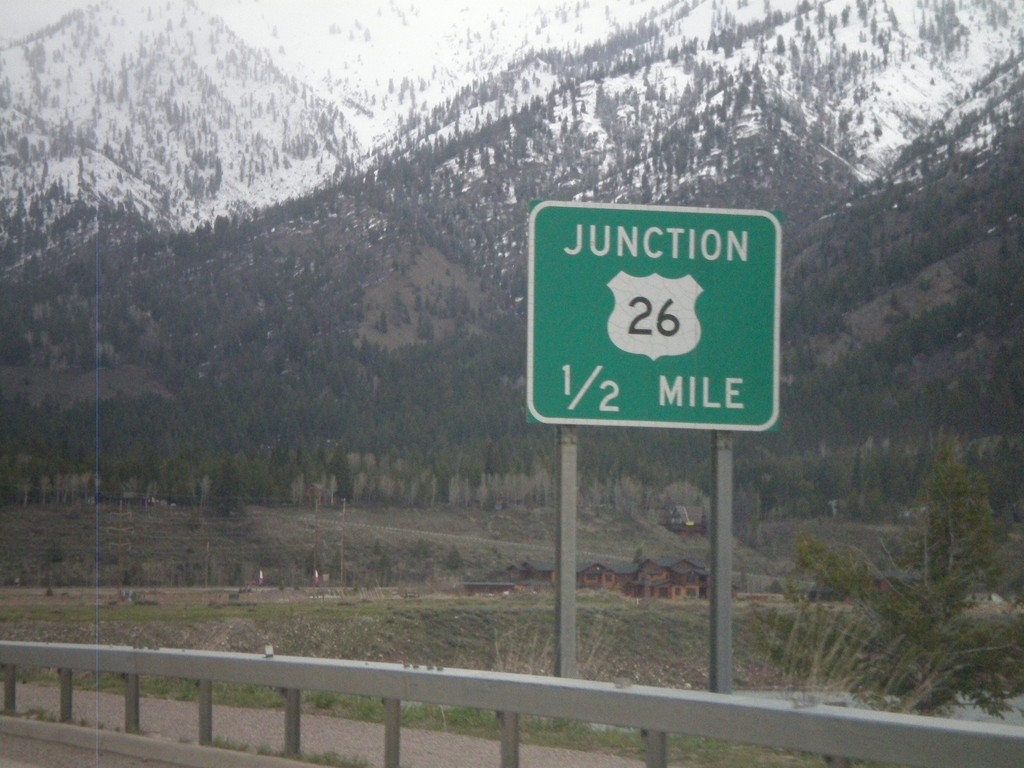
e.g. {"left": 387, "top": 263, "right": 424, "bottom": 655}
{"left": 710, "top": 430, "right": 733, "bottom": 693}
{"left": 555, "top": 425, "right": 578, "bottom": 678}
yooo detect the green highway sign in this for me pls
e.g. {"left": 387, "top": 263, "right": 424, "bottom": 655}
{"left": 527, "top": 201, "right": 782, "bottom": 430}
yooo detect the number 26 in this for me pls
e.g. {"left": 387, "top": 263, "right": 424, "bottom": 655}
{"left": 628, "top": 297, "right": 680, "bottom": 337}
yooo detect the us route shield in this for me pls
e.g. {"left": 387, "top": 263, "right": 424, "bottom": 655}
{"left": 606, "top": 272, "right": 703, "bottom": 360}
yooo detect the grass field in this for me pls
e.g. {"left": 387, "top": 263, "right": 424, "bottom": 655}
{"left": 0, "top": 585, "right": 790, "bottom": 690}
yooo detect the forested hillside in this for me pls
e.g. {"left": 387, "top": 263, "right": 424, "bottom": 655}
{"left": 2, "top": 113, "right": 1022, "bottom": 526}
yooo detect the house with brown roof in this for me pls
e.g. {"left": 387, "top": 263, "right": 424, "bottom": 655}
{"left": 577, "top": 562, "right": 618, "bottom": 590}
{"left": 505, "top": 556, "right": 710, "bottom": 601}
{"left": 669, "top": 558, "right": 709, "bottom": 599}
{"left": 623, "top": 558, "right": 709, "bottom": 600}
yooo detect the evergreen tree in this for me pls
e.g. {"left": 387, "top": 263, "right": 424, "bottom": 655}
{"left": 756, "top": 443, "right": 1024, "bottom": 715}
{"left": 209, "top": 454, "right": 245, "bottom": 517}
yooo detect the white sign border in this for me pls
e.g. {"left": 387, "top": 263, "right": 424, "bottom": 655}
{"left": 527, "top": 200, "right": 782, "bottom": 431}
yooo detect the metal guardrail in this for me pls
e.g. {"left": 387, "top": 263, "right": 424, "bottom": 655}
{"left": 2, "top": 641, "right": 1023, "bottom": 768}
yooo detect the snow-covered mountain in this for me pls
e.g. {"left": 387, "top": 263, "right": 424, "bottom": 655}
{"left": 211, "top": 0, "right": 676, "bottom": 151}
{"left": 0, "top": 0, "right": 680, "bottom": 234}
{"left": 1, "top": 0, "right": 1023, "bottom": 245}
{"left": 3, "top": 2, "right": 1024, "bottom": 514}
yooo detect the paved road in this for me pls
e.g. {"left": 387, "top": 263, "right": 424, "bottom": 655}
{"left": 2, "top": 684, "right": 645, "bottom": 768}
{"left": 1, "top": 730, "right": 186, "bottom": 768}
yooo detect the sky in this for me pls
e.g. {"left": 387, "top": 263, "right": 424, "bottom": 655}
{"left": 0, "top": 0, "right": 87, "bottom": 43}
{"left": 0, "top": 0, "right": 595, "bottom": 47}
{"left": 1, "top": 0, "right": 676, "bottom": 78}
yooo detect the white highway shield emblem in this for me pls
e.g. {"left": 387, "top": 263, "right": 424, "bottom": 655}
{"left": 606, "top": 272, "right": 703, "bottom": 360}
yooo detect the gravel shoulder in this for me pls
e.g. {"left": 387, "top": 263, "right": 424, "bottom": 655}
{"left": 0, "top": 731, "right": 186, "bottom": 768}
{"left": 3, "top": 684, "right": 645, "bottom": 768}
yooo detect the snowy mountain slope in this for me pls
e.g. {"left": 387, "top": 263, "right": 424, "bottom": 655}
{"left": 1, "top": 0, "right": 1023, "bottom": 257}
{"left": 0, "top": 0, "right": 676, "bottom": 247}
{"left": 0, "top": 0, "right": 356, "bottom": 234}
{"left": 211, "top": 0, "right": 676, "bottom": 152}
{"left": 350, "top": 0, "right": 1024, "bottom": 299}
{"left": 403, "top": 0, "right": 1024, "bottom": 191}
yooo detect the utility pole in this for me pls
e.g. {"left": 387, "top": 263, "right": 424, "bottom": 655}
{"left": 313, "top": 487, "right": 321, "bottom": 586}
{"left": 107, "top": 501, "right": 133, "bottom": 592}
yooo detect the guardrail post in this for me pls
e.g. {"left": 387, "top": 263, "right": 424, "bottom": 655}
{"left": 198, "top": 680, "right": 213, "bottom": 746}
{"left": 3, "top": 663, "right": 15, "bottom": 712}
{"left": 383, "top": 697, "right": 401, "bottom": 768}
{"left": 124, "top": 673, "right": 140, "bottom": 733}
{"left": 59, "top": 668, "right": 73, "bottom": 722}
{"left": 643, "top": 729, "right": 667, "bottom": 768}
{"left": 498, "top": 711, "right": 520, "bottom": 768}
{"left": 822, "top": 700, "right": 852, "bottom": 767}
{"left": 284, "top": 688, "right": 301, "bottom": 756}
